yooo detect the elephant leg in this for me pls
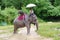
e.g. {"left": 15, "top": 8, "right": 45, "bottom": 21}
{"left": 26, "top": 24, "right": 31, "bottom": 35}
{"left": 35, "top": 22, "right": 38, "bottom": 31}
{"left": 14, "top": 25, "right": 18, "bottom": 34}
{"left": 29, "top": 24, "right": 31, "bottom": 33}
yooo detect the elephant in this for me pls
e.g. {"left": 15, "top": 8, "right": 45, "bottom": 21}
{"left": 13, "top": 13, "right": 38, "bottom": 35}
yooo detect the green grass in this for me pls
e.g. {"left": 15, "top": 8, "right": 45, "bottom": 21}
{"left": 37, "top": 22, "right": 60, "bottom": 40}
{"left": 0, "top": 23, "right": 60, "bottom": 40}
{"left": 0, "top": 25, "right": 14, "bottom": 34}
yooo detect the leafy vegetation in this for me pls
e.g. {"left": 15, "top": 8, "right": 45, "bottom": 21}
{"left": 1, "top": 0, "right": 60, "bottom": 25}
{"left": 1, "top": 0, "right": 60, "bottom": 24}
{"left": 0, "top": 6, "right": 18, "bottom": 25}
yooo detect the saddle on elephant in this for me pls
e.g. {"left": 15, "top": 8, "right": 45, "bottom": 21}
{"left": 18, "top": 14, "right": 25, "bottom": 20}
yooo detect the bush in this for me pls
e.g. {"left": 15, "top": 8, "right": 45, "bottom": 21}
{"left": 0, "top": 6, "right": 18, "bottom": 24}
{"left": 1, "top": 0, "right": 60, "bottom": 22}
{"left": 47, "top": 7, "right": 60, "bottom": 16}
{"left": 54, "top": 0, "right": 60, "bottom": 6}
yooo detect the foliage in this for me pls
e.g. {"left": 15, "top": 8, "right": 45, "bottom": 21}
{"left": 1, "top": 0, "right": 21, "bottom": 9}
{"left": 1, "top": 0, "right": 60, "bottom": 17}
{"left": 54, "top": 0, "right": 60, "bottom": 6}
{"left": 47, "top": 7, "right": 60, "bottom": 16}
{"left": 0, "top": 6, "right": 18, "bottom": 24}
{"left": 1, "top": 0, "right": 60, "bottom": 24}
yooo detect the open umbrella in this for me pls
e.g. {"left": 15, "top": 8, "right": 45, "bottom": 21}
{"left": 26, "top": 4, "right": 36, "bottom": 8}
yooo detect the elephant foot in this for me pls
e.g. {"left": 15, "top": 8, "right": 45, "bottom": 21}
{"left": 13, "top": 31, "right": 17, "bottom": 34}
{"left": 27, "top": 31, "right": 30, "bottom": 35}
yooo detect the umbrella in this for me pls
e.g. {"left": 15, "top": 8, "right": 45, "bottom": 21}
{"left": 26, "top": 4, "right": 36, "bottom": 8}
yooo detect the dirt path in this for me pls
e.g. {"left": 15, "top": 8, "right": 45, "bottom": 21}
{"left": 7, "top": 26, "right": 53, "bottom": 40}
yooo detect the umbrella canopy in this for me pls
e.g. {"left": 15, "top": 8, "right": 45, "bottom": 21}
{"left": 26, "top": 4, "right": 36, "bottom": 8}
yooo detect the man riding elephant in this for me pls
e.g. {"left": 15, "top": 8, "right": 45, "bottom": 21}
{"left": 13, "top": 10, "right": 38, "bottom": 35}
{"left": 13, "top": 4, "right": 38, "bottom": 35}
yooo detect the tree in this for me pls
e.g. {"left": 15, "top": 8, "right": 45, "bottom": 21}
{"left": 1, "top": 6, "right": 18, "bottom": 24}
{"left": 54, "top": 0, "right": 60, "bottom": 6}
{"left": 49, "top": 0, "right": 55, "bottom": 5}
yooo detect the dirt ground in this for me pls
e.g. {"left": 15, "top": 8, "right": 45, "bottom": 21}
{"left": 8, "top": 27, "right": 53, "bottom": 40}
{"left": 0, "top": 26, "right": 53, "bottom": 40}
